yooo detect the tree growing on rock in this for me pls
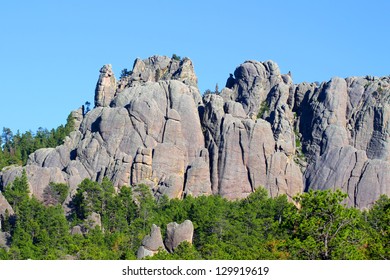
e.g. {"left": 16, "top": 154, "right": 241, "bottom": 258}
{"left": 4, "top": 170, "right": 29, "bottom": 210}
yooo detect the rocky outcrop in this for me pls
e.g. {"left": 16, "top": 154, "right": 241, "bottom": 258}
{"left": 165, "top": 220, "right": 194, "bottom": 253}
{"left": 0, "top": 165, "right": 67, "bottom": 201}
{"left": 137, "top": 220, "right": 194, "bottom": 258}
{"left": 137, "top": 224, "right": 165, "bottom": 259}
{"left": 0, "top": 193, "right": 13, "bottom": 247}
{"left": 0, "top": 232, "right": 11, "bottom": 250}
{"left": 0, "top": 55, "right": 209, "bottom": 202}
{"left": 95, "top": 64, "right": 116, "bottom": 107}
{"left": 203, "top": 60, "right": 303, "bottom": 200}
{"left": 117, "top": 55, "right": 198, "bottom": 92}
{"left": 0, "top": 55, "right": 389, "bottom": 208}
{"left": 297, "top": 76, "right": 390, "bottom": 208}
{"left": 69, "top": 212, "right": 102, "bottom": 235}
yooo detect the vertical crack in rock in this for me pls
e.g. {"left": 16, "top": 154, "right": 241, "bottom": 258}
{"left": 0, "top": 56, "right": 389, "bottom": 209}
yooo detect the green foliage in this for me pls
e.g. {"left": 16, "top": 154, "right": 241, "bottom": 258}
{"left": 293, "top": 129, "right": 306, "bottom": 167}
{"left": 257, "top": 100, "right": 270, "bottom": 119}
{"left": 43, "top": 182, "right": 69, "bottom": 206}
{"left": 364, "top": 195, "right": 390, "bottom": 259}
{"left": 71, "top": 179, "right": 103, "bottom": 220}
{"left": 0, "top": 114, "right": 75, "bottom": 170}
{"left": 294, "top": 130, "right": 302, "bottom": 150}
{"left": 172, "top": 54, "right": 181, "bottom": 61}
{"left": 148, "top": 241, "right": 201, "bottom": 260}
{"left": 120, "top": 68, "right": 132, "bottom": 79}
{"left": 286, "top": 190, "right": 369, "bottom": 259}
{"left": 364, "top": 80, "right": 372, "bottom": 89}
{"left": 1, "top": 174, "right": 388, "bottom": 260}
{"left": 204, "top": 89, "right": 212, "bottom": 95}
{"left": 0, "top": 248, "right": 9, "bottom": 259}
{"left": 4, "top": 170, "right": 30, "bottom": 210}
{"left": 6, "top": 197, "right": 71, "bottom": 259}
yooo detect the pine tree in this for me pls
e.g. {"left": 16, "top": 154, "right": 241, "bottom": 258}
{"left": 4, "top": 170, "right": 30, "bottom": 210}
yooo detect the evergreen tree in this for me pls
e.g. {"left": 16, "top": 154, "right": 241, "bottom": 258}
{"left": 365, "top": 195, "right": 390, "bottom": 259}
{"left": 286, "top": 190, "right": 368, "bottom": 259}
{"left": 4, "top": 170, "right": 30, "bottom": 210}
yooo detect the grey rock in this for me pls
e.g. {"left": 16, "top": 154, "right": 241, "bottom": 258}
{"left": 70, "top": 225, "right": 83, "bottom": 235}
{"left": 221, "top": 59, "right": 286, "bottom": 117}
{"left": 267, "top": 152, "right": 303, "bottom": 199}
{"left": 141, "top": 224, "right": 165, "bottom": 252}
{"left": 0, "top": 192, "right": 14, "bottom": 226}
{"left": 244, "top": 119, "right": 276, "bottom": 192}
{"left": 0, "top": 166, "right": 66, "bottom": 201}
{"left": 0, "top": 56, "right": 209, "bottom": 203}
{"left": 2, "top": 55, "right": 389, "bottom": 209}
{"left": 117, "top": 55, "right": 198, "bottom": 90}
{"left": 354, "top": 159, "right": 390, "bottom": 208}
{"left": 86, "top": 212, "right": 102, "bottom": 230}
{"left": 94, "top": 64, "right": 116, "bottom": 107}
{"left": 136, "top": 246, "right": 155, "bottom": 259}
{"left": 0, "top": 232, "right": 11, "bottom": 250}
{"left": 71, "top": 107, "right": 84, "bottom": 131}
{"left": 165, "top": 220, "right": 194, "bottom": 253}
{"left": 267, "top": 82, "right": 296, "bottom": 155}
{"left": 131, "top": 147, "right": 152, "bottom": 185}
{"left": 184, "top": 149, "right": 212, "bottom": 197}
{"left": 304, "top": 145, "right": 390, "bottom": 208}
{"left": 155, "top": 174, "right": 184, "bottom": 199}
{"left": 224, "top": 100, "right": 247, "bottom": 118}
{"left": 300, "top": 75, "right": 390, "bottom": 207}
{"left": 202, "top": 77, "right": 303, "bottom": 200}
{"left": 299, "top": 77, "right": 349, "bottom": 164}
{"left": 216, "top": 114, "right": 253, "bottom": 199}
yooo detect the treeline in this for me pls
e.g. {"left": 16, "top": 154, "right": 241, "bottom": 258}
{"left": 0, "top": 173, "right": 388, "bottom": 260}
{"left": 0, "top": 114, "right": 75, "bottom": 170}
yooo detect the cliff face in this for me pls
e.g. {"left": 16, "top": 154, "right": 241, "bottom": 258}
{"left": 1, "top": 55, "right": 389, "bottom": 211}
{"left": 298, "top": 76, "right": 390, "bottom": 208}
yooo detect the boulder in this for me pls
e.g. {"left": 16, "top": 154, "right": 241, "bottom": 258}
{"left": 165, "top": 220, "right": 194, "bottom": 253}
{"left": 86, "top": 212, "right": 102, "bottom": 230}
{"left": 137, "top": 224, "right": 165, "bottom": 259}
{"left": 0, "top": 232, "right": 11, "bottom": 250}
{"left": 70, "top": 225, "right": 83, "bottom": 235}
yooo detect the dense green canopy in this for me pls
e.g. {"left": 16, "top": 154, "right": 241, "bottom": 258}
{"left": 0, "top": 175, "right": 388, "bottom": 260}
{"left": 0, "top": 114, "right": 75, "bottom": 170}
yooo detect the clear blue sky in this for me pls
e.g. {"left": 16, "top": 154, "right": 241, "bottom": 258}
{"left": 1, "top": 0, "right": 389, "bottom": 134}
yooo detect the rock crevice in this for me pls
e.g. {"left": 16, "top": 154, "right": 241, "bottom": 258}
{"left": 0, "top": 55, "right": 389, "bottom": 209}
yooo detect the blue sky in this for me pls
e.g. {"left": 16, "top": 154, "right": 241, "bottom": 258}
{"left": 1, "top": 0, "right": 389, "bottom": 134}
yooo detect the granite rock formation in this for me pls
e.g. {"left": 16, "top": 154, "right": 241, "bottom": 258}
{"left": 0, "top": 192, "right": 14, "bottom": 230}
{"left": 137, "top": 220, "right": 194, "bottom": 259}
{"left": 164, "top": 220, "right": 194, "bottom": 253}
{"left": 0, "top": 55, "right": 389, "bottom": 209}
{"left": 137, "top": 224, "right": 166, "bottom": 259}
{"left": 297, "top": 76, "right": 390, "bottom": 208}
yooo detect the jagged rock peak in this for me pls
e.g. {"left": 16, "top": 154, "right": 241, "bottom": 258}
{"left": 1, "top": 54, "right": 390, "bottom": 211}
{"left": 95, "top": 64, "right": 117, "bottom": 107}
{"left": 91, "top": 55, "right": 198, "bottom": 109}
{"left": 221, "top": 59, "right": 292, "bottom": 117}
{"left": 128, "top": 55, "right": 198, "bottom": 87}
